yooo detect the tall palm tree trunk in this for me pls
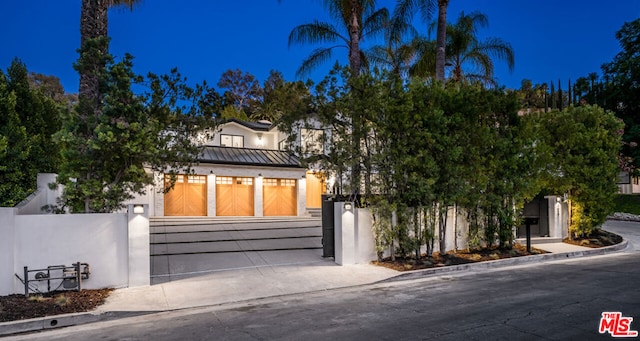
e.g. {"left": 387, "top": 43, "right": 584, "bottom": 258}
{"left": 348, "top": 0, "right": 362, "bottom": 75}
{"left": 435, "top": 0, "right": 448, "bottom": 82}
{"left": 79, "top": 0, "right": 109, "bottom": 111}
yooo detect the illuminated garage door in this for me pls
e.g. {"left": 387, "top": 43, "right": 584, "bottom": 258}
{"left": 263, "top": 178, "right": 297, "bottom": 216}
{"left": 305, "top": 171, "right": 326, "bottom": 208}
{"left": 164, "top": 175, "right": 207, "bottom": 216}
{"left": 216, "top": 176, "right": 254, "bottom": 216}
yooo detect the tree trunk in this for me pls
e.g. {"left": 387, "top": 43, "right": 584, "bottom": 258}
{"left": 79, "top": 0, "right": 108, "bottom": 108}
{"left": 435, "top": 0, "right": 449, "bottom": 82}
{"left": 348, "top": 0, "right": 362, "bottom": 75}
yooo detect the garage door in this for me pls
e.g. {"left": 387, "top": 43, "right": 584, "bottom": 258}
{"left": 216, "top": 176, "right": 254, "bottom": 216}
{"left": 263, "top": 178, "right": 297, "bottom": 216}
{"left": 164, "top": 174, "right": 207, "bottom": 216}
{"left": 306, "top": 171, "right": 326, "bottom": 209}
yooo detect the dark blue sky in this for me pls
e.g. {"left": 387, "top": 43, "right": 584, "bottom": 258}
{"left": 1, "top": 0, "right": 638, "bottom": 93}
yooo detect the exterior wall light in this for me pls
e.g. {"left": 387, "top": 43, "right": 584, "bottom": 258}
{"left": 343, "top": 202, "right": 353, "bottom": 211}
{"left": 133, "top": 204, "right": 145, "bottom": 214}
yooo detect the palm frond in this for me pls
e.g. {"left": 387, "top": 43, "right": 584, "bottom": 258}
{"left": 362, "top": 8, "right": 389, "bottom": 41}
{"left": 296, "top": 46, "right": 344, "bottom": 78}
{"left": 464, "top": 48, "right": 494, "bottom": 80}
{"left": 476, "top": 37, "right": 515, "bottom": 72}
{"left": 288, "top": 21, "right": 347, "bottom": 47}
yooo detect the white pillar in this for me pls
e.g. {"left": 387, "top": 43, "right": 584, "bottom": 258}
{"left": 127, "top": 204, "right": 150, "bottom": 287}
{"left": 334, "top": 202, "right": 355, "bottom": 265}
{"left": 255, "top": 177, "right": 264, "bottom": 217}
{"left": 298, "top": 177, "right": 307, "bottom": 217}
{"left": 208, "top": 174, "right": 216, "bottom": 217}
{"left": 0, "top": 208, "right": 16, "bottom": 295}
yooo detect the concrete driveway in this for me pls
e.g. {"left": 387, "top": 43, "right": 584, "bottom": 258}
{"left": 149, "top": 217, "right": 324, "bottom": 284}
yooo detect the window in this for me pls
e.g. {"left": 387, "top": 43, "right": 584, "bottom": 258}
{"left": 301, "top": 128, "right": 324, "bottom": 154}
{"left": 279, "top": 139, "right": 289, "bottom": 151}
{"left": 216, "top": 176, "right": 233, "bottom": 185}
{"left": 220, "top": 134, "right": 244, "bottom": 148}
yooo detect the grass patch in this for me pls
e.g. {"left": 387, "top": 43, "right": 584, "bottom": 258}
{"left": 614, "top": 194, "right": 640, "bottom": 215}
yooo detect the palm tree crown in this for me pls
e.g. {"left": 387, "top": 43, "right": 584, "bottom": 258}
{"left": 446, "top": 11, "right": 514, "bottom": 86}
{"left": 288, "top": 0, "right": 388, "bottom": 77}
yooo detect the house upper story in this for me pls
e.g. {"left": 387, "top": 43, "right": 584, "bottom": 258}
{"left": 203, "top": 118, "right": 329, "bottom": 156}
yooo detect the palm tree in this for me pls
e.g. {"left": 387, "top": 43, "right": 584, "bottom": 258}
{"left": 288, "top": 0, "right": 388, "bottom": 77}
{"left": 392, "top": 0, "right": 449, "bottom": 82}
{"left": 411, "top": 11, "right": 514, "bottom": 86}
{"left": 445, "top": 11, "right": 514, "bottom": 86}
{"left": 79, "top": 0, "right": 140, "bottom": 106}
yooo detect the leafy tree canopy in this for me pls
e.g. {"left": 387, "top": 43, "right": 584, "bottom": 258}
{"left": 0, "top": 59, "right": 63, "bottom": 207}
{"left": 53, "top": 39, "right": 215, "bottom": 213}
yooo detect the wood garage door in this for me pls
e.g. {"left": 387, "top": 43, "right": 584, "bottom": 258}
{"left": 164, "top": 175, "right": 207, "bottom": 216}
{"left": 216, "top": 176, "right": 254, "bottom": 216}
{"left": 306, "top": 171, "right": 326, "bottom": 209}
{"left": 263, "top": 178, "right": 297, "bottom": 216}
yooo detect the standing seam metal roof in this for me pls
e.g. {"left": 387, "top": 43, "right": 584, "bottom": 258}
{"left": 199, "top": 146, "right": 302, "bottom": 168}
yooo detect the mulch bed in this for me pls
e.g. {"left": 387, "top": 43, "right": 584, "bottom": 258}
{"left": 563, "top": 229, "right": 623, "bottom": 248}
{"left": 0, "top": 289, "right": 113, "bottom": 323}
{"left": 373, "top": 243, "right": 547, "bottom": 272}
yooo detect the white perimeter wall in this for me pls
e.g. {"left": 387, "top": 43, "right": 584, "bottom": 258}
{"left": 0, "top": 204, "right": 150, "bottom": 296}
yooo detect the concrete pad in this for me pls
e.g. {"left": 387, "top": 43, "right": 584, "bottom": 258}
{"left": 150, "top": 255, "right": 170, "bottom": 276}
{"left": 165, "top": 240, "right": 242, "bottom": 254}
{"left": 166, "top": 252, "right": 255, "bottom": 274}
{"left": 237, "top": 237, "right": 321, "bottom": 250}
{"left": 164, "top": 231, "right": 235, "bottom": 243}
{"left": 150, "top": 243, "right": 168, "bottom": 255}
{"left": 98, "top": 284, "right": 169, "bottom": 312}
{"left": 149, "top": 234, "right": 167, "bottom": 244}
{"left": 256, "top": 249, "right": 325, "bottom": 265}
{"left": 532, "top": 242, "right": 592, "bottom": 253}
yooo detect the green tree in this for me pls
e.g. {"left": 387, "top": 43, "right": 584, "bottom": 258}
{"left": 535, "top": 105, "right": 623, "bottom": 237}
{"left": 217, "top": 68, "right": 262, "bottom": 118}
{"left": 288, "top": 0, "right": 388, "bottom": 76}
{"left": 79, "top": 0, "right": 140, "bottom": 110}
{"left": 446, "top": 11, "right": 514, "bottom": 86}
{"left": 409, "top": 11, "right": 514, "bottom": 86}
{"left": 0, "top": 59, "right": 63, "bottom": 207}
{"left": 6, "top": 60, "right": 62, "bottom": 175}
{"left": 393, "top": 0, "right": 449, "bottom": 81}
{"left": 55, "top": 44, "right": 215, "bottom": 213}
{"left": 0, "top": 71, "right": 31, "bottom": 206}
{"left": 254, "top": 70, "right": 312, "bottom": 122}
{"left": 601, "top": 18, "right": 640, "bottom": 171}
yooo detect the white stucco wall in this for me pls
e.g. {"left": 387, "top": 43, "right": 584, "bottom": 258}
{"left": 0, "top": 208, "right": 17, "bottom": 295}
{"left": 15, "top": 173, "right": 62, "bottom": 215}
{"left": 0, "top": 205, "right": 150, "bottom": 296}
{"left": 13, "top": 213, "right": 129, "bottom": 294}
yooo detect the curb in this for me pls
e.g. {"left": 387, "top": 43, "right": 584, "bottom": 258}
{"left": 0, "top": 311, "right": 152, "bottom": 337}
{"left": 0, "top": 240, "right": 630, "bottom": 337}
{"left": 385, "top": 240, "right": 629, "bottom": 283}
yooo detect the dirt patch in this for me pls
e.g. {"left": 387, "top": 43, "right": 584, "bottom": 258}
{"left": 373, "top": 243, "right": 547, "bottom": 272}
{"left": 563, "top": 229, "right": 623, "bottom": 248}
{"left": 0, "top": 289, "right": 112, "bottom": 323}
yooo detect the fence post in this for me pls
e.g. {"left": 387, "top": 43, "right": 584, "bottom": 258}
{"left": 127, "top": 204, "right": 150, "bottom": 287}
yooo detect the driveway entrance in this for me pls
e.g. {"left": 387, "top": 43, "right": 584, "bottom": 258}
{"left": 149, "top": 217, "right": 323, "bottom": 284}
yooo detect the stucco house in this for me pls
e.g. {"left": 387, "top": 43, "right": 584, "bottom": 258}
{"left": 141, "top": 119, "right": 327, "bottom": 217}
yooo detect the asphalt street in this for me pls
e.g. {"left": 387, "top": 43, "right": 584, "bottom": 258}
{"left": 7, "top": 250, "right": 639, "bottom": 341}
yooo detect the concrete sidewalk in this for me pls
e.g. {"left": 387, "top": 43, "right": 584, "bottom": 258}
{"left": 0, "top": 221, "right": 635, "bottom": 337}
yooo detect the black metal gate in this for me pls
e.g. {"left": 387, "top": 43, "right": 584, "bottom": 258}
{"left": 321, "top": 195, "right": 335, "bottom": 258}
